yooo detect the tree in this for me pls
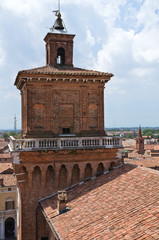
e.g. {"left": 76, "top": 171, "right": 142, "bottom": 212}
{"left": 127, "top": 133, "right": 132, "bottom": 139}
{"left": 2, "top": 132, "right": 9, "bottom": 139}
{"left": 10, "top": 131, "right": 16, "bottom": 136}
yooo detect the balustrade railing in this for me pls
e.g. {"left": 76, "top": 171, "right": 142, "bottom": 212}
{"left": 9, "top": 136, "right": 122, "bottom": 152}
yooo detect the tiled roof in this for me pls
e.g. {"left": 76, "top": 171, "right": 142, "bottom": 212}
{"left": 125, "top": 157, "right": 159, "bottom": 168}
{"left": 40, "top": 164, "right": 159, "bottom": 240}
{"left": 0, "top": 163, "right": 13, "bottom": 174}
{"left": 0, "top": 140, "right": 8, "bottom": 150}
{"left": 0, "top": 174, "right": 16, "bottom": 186}
{"left": 16, "top": 65, "right": 113, "bottom": 78}
{"left": 145, "top": 144, "right": 159, "bottom": 151}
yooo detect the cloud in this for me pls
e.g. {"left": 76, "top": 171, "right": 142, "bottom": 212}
{"left": 0, "top": 0, "right": 159, "bottom": 128}
{"left": 0, "top": 41, "right": 5, "bottom": 66}
{"left": 86, "top": 29, "right": 95, "bottom": 46}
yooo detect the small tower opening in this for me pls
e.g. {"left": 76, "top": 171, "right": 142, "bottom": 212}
{"left": 57, "top": 48, "right": 65, "bottom": 65}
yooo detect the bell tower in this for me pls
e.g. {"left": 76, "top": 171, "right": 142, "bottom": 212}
{"left": 136, "top": 126, "right": 144, "bottom": 154}
{"left": 10, "top": 5, "right": 123, "bottom": 240}
{"left": 44, "top": 11, "right": 75, "bottom": 66}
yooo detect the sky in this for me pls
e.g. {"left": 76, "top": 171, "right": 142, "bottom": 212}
{"left": 0, "top": 0, "right": 159, "bottom": 129}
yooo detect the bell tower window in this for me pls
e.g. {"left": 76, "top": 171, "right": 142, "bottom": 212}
{"left": 57, "top": 48, "right": 65, "bottom": 65}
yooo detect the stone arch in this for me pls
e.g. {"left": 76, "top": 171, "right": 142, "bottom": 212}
{"left": 32, "top": 166, "right": 41, "bottom": 188}
{"left": 96, "top": 162, "right": 104, "bottom": 177}
{"left": 58, "top": 165, "right": 67, "bottom": 190}
{"left": 46, "top": 165, "right": 55, "bottom": 189}
{"left": 109, "top": 162, "right": 116, "bottom": 171}
{"left": 84, "top": 163, "right": 92, "bottom": 179}
{"left": 5, "top": 217, "right": 15, "bottom": 238}
{"left": 71, "top": 164, "right": 80, "bottom": 185}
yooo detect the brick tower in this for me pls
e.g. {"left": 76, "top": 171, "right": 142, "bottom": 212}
{"left": 10, "top": 9, "right": 123, "bottom": 240}
{"left": 136, "top": 126, "right": 144, "bottom": 154}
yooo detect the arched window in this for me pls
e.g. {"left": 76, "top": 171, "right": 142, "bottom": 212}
{"left": 109, "top": 162, "right": 116, "bottom": 171}
{"left": 58, "top": 165, "right": 67, "bottom": 190}
{"left": 57, "top": 48, "right": 65, "bottom": 65}
{"left": 5, "top": 198, "right": 14, "bottom": 210}
{"left": 96, "top": 162, "right": 104, "bottom": 177}
{"left": 32, "top": 166, "right": 41, "bottom": 188}
{"left": 46, "top": 165, "right": 54, "bottom": 189}
{"left": 71, "top": 164, "right": 80, "bottom": 185}
{"left": 84, "top": 163, "right": 92, "bottom": 179}
{"left": 5, "top": 217, "right": 15, "bottom": 238}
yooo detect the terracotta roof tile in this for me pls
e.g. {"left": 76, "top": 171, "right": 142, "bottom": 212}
{"left": 16, "top": 65, "right": 113, "bottom": 78}
{"left": 0, "top": 163, "right": 13, "bottom": 174}
{"left": 0, "top": 140, "right": 8, "bottom": 149}
{"left": 0, "top": 174, "right": 16, "bottom": 186}
{"left": 145, "top": 144, "right": 159, "bottom": 151}
{"left": 40, "top": 165, "right": 159, "bottom": 240}
{"left": 125, "top": 157, "right": 159, "bottom": 168}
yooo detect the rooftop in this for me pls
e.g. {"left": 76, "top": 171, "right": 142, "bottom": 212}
{"left": 0, "top": 174, "right": 16, "bottom": 186}
{"left": 40, "top": 164, "right": 159, "bottom": 240}
{"left": 0, "top": 163, "right": 13, "bottom": 174}
{"left": 15, "top": 65, "right": 113, "bottom": 86}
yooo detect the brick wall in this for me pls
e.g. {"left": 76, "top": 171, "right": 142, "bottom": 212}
{"left": 13, "top": 148, "right": 123, "bottom": 240}
{"left": 21, "top": 82, "right": 105, "bottom": 138}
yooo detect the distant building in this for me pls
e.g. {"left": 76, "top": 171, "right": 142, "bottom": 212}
{"left": 0, "top": 154, "right": 12, "bottom": 163}
{"left": 136, "top": 126, "right": 144, "bottom": 154}
{"left": 0, "top": 164, "right": 17, "bottom": 240}
{"left": 0, "top": 140, "right": 9, "bottom": 154}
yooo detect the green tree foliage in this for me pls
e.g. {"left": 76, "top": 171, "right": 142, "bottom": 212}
{"left": 2, "top": 132, "right": 9, "bottom": 139}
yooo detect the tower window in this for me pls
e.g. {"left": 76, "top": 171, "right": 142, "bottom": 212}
{"left": 57, "top": 48, "right": 65, "bottom": 65}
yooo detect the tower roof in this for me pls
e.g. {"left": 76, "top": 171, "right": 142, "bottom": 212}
{"left": 138, "top": 125, "right": 142, "bottom": 137}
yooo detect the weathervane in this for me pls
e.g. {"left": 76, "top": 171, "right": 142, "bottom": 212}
{"left": 45, "top": 0, "right": 67, "bottom": 32}
{"left": 53, "top": 0, "right": 61, "bottom": 17}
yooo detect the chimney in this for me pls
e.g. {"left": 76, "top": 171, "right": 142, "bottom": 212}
{"left": 0, "top": 179, "right": 4, "bottom": 187}
{"left": 57, "top": 190, "right": 67, "bottom": 214}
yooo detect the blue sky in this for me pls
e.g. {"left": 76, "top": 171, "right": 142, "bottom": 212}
{"left": 0, "top": 0, "right": 159, "bottom": 129}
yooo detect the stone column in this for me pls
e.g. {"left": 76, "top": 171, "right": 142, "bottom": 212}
{"left": 0, "top": 214, "right": 5, "bottom": 240}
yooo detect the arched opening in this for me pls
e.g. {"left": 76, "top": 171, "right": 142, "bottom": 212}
{"left": 109, "top": 162, "right": 116, "bottom": 171}
{"left": 84, "top": 163, "right": 92, "bottom": 180}
{"left": 46, "top": 166, "right": 55, "bottom": 189}
{"left": 5, "top": 217, "right": 15, "bottom": 238}
{"left": 96, "top": 162, "right": 104, "bottom": 177}
{"left": 21, "top": 166, "right": 28, "bottom": 187}
{"left": 71, "top": 164, "right": 80, "bottom": 185}
{"left": 57, "top": 48, "right": 65, "bottom": 65}
{"left": 32, "top": 166, "right": 41, "bottom": 188}
{"left": 58, "top": 165, "right": 67, "bottom": 190}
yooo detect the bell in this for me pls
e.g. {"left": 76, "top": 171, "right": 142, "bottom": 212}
{"left": 54, "top": 14, "right": 64, "bottom": 30}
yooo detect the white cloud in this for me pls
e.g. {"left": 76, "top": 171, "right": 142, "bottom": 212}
{"left": 0, "top": 41, "right": 5, "bottom": 66}
{"left": 1, "top": 0, "right": 159, "bottom": 127}
{"left": 86, "top": 29, "right": 95, "bottom": 46}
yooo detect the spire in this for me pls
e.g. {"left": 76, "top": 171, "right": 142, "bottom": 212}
{"left": 138, "top": 125, "right": 142, "bottom": 137}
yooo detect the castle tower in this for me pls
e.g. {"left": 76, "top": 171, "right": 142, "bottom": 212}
{"left": 136, "top": 126, "right": 144, "bottom": 154}
{"left": 10, "top": 9, "right": 123, "bottom": 240}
